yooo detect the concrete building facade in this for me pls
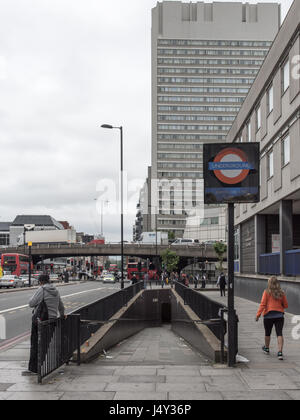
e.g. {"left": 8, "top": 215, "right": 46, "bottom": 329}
{"left": 0, "top": 222, "right": 11, "bottom": 247}
{"left": 150, "top": 1, "right": 281, "bottom": 239}
{"left": 9, "top": 215, "right": 65, "bottom": 247}
{"left": 225, "top": 0, "right": 300, "bottom": 276}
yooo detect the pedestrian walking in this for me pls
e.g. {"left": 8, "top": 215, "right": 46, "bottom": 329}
{"left": 170, "top": 272, "right": 175, "bottom": 289}
{"left": 161, "top": 272, "right": 166, "bottom": 288}
{"left": 217, "top": 272, "right": 227, "bottom": 297}
{"left": 201, "top": 274, "right": 207, "bottom": 289}
{"left": 22, "top": 274, "right": 66, "bottom": 376}
{"left": 143, "top": 271, "right": 149, "bottom": 289}
{"left": 131, "top": 274, "right": 138, "bottom": 285}
{"left": 194, "top": 273, "right": 199, "bottom": 289}
{"left": 184, "top": 274, "right": 189, "bottom": 288}
{"left": 180, "top": 273, "right": 186, "bottom": 285}
{"left": 64, "top": 271, "right": 69, "bottom": 284}
{"left": 256, "top": 276, "right": 288, "bottom": 360}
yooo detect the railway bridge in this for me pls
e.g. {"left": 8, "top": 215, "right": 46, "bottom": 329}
{"left": 2, "top": 243, "right": 223, "bottom": 271}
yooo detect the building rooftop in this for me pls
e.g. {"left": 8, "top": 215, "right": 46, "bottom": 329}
{"left": 11, "top": 215, "right": 64, "bottom": 230}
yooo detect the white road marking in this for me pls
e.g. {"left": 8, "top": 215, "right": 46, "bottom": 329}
{"left": 0, "top": 286, "right": 108, "bottom": 315}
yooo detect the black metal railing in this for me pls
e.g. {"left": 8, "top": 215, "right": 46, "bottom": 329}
{"left": 37, "top": 315, "right": 81, "bottom": 384}
{"left": 72, "top": 282, "right": 143, "bottom": 344}
{"left": 175, "top": 281, "right": 225, "bottom": 321}
{"left": 37, "top": 282, "right": 143, "bottom": 383}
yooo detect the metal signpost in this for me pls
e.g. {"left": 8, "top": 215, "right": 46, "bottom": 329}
{"left": 204, "top": 143, "right": 260, "bottom": 367}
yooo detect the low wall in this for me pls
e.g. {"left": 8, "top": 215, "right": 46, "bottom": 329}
{"left": 170, "top": 289, "right": 223, "bottom": 363}
{"left": 80, "top": 288, "right": 223, "bottom": 363}
{"left": 235, "top": 275, "right": 300, "bottom": 314}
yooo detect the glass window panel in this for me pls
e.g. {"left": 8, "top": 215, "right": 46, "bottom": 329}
{"left": 283, "top": 136, "right": 290, "bottom": 166}
{"left": 282, "top": 60, "right": 290, "bottom": 93}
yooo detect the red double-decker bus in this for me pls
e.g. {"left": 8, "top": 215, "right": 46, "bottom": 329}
{"left": 127, "top": 260, "right": 158, "bottom": 281}
{"left": 109, "top": 264, "right": 118, "bottom": 273}
{"left": 1, "top": 253, "right": 33, "bottom": 276}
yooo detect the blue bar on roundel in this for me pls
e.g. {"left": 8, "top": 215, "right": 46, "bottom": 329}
{"left": 209, "top": 162, "right": 254, "bottom": 170}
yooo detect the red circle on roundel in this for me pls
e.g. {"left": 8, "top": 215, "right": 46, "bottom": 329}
{"left": 213, "top": 148, "right": 249, "bottom": 185}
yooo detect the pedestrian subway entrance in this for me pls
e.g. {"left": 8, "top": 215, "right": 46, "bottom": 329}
{"left": 37, "top": 283, "right": 228, "bottom": 383}
{"left": 77, "top": 285, "right": 227, "bottom": 365}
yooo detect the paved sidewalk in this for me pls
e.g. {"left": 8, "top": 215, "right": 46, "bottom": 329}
{"left": 0, "top": 293, "right": 299, "bottom": 400}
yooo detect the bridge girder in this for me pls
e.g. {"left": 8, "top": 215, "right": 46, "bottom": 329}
{"left": 3, "top": 244, "right": 222, "bottom": 269}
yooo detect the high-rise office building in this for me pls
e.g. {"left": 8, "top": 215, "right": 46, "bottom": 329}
{"left": 147, "top": 1, "right": 281, "bottom": 239}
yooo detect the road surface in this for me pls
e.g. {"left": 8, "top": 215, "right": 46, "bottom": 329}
{"left": 0, "top": 281, "right": 123, "bottom": 350}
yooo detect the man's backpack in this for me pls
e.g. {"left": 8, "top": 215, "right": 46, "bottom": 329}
{"left": 32, "top": 288, "right": 49, "bottom": 324}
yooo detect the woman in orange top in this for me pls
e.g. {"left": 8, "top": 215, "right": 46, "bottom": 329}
{"left": 256, "top": 276, "right": 288, "bottom": 360}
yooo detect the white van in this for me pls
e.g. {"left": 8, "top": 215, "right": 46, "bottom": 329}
{"left": 171, "top": 238, "right": 199, "bottom": 246}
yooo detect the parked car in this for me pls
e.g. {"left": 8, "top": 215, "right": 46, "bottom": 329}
{"left": 20, "top": 275, "right": 39, "bottom": 287}
{"left": 102, "top": 274, "right": 116, "bottom": 284}
{"left": 0, "top": 275, "right": 24, "bottom": 289}
{"left": 78, "top": 271, "right": 94, "bottom": 280}
{"left": 49, "top": 274, "right": 59, "bottom": 283}
{"left": 171, "top": 239, "right": 200, "bottom": 246}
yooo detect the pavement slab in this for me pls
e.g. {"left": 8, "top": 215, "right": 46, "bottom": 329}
{"left": 169, "top": 391, "right": 223, "bottom": 400}
{"left": 60, "top": 392, "right": 116, "bottom": 400}
{"left": 113, "top": 392, "right": 168, "bottom": 401}
{"left": 221, "top": 391, "right": 292, "bottom": 400}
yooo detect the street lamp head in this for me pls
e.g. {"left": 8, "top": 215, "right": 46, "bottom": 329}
{"left": 101, "top": 124, "right": 114, "bottom": 129}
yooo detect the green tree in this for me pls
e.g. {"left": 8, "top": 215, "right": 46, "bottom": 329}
{"left": 168, "top": 231, "right": 175, "bottom": 242}
{"left": 213, "top": 241, "right": 227, "bottom": 271}
{"left": 161, "top": 249, "right": 179, "bottom": 273}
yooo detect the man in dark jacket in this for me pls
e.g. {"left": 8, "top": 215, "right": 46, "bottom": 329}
{"left": 131, "top": 274, "right": 138, "bottom": 285}
{"left": 217, "top": 272, "right": 227, "bottom": 297}
{"left": 22, "top": 274, "right": 65, "bottom": 376}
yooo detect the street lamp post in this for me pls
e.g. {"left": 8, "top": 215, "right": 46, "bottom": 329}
{"left": 101, "top": 124, "right": 124, "bottom": 290}
{"left": 28, "top": 242, "right": 32, "bottom": 287}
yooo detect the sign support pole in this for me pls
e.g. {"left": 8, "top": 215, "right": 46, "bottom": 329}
{"left": 28, "top": 242, "right": 32, "bottom": 288}
{"left": 203, "top": 143, "right": 259, "bottom": 368}
{"left": 227, "top": 203, "right": 237, "bottom": 367}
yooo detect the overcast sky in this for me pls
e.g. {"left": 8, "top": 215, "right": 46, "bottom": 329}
{"left": 0, "top": 0, "right": 294, "bottom": 241}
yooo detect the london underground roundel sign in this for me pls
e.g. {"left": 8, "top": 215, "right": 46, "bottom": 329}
{"left": 212, "top": 147, "right": 251, "bottom": 185}
{"left": 204, "top": 143, "right": 260, "bottom": 204}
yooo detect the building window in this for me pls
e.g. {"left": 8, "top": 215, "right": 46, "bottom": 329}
{"left": 267, "top": 84, "right": 273, "bottom": 114}
{"left": 268, "top": 151, "right": 274, "bottom": 178}
{"left": 256, "top": 105, "right": 261, "bottom": 131}
{"left": 282, "top": 135, "right": 290, "bottom": 166}
{"left": 0, "top": 234, "right": 9, "bottom": 246}
{"left": 211, "top": 217, "right": 219, "bottom": 225}
{"left": 282, "top": 59, "right": 290, "bottom": 93}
